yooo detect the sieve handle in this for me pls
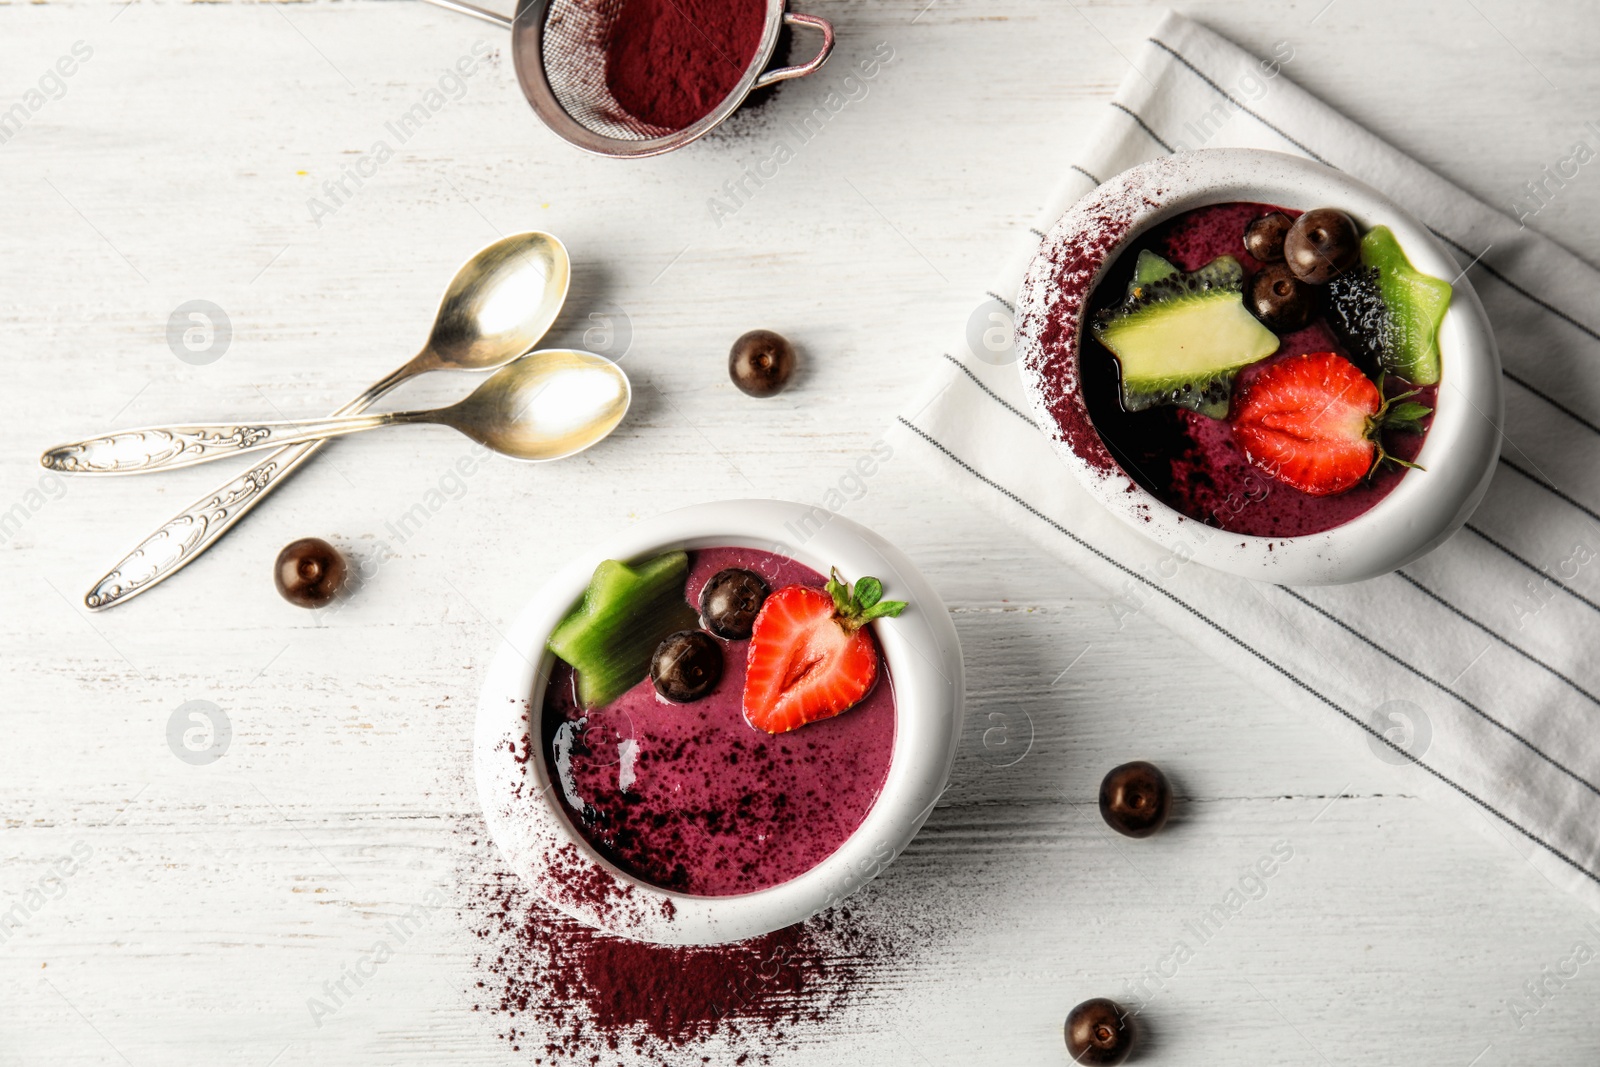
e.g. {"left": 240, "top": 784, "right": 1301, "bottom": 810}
{"left": 753, "top": 11, "right": 835, "bottom": 88}
{"left": 418, "top": 0, "right": 514, "bottom": 29}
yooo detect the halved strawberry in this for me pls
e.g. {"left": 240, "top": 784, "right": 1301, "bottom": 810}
{"left": 742, "top": 570, "right": 907, "bottom": 734}
{"left": 1233, "top": 350, "right": 1430, "bottom": 496}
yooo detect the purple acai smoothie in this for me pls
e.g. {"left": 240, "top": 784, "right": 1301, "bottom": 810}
{"left": 1082, "top": 201, "right": 1435, "bottom": 538}
{"left": 540, "top": 546, "right": 896, "bottom": 897}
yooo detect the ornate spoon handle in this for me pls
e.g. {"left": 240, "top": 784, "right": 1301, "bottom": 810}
{"left": 84, "top": 365, "right": 413, "bottom": 611}
{"left": 45, "top": 412, "right": 403, "bottom": 475}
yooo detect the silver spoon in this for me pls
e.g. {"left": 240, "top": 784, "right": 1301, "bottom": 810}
{"left": 78, "top": 231, "right": 570, "bottom": 610}
{"left": 44, "top": 350, "right": 629, "bottom": 474}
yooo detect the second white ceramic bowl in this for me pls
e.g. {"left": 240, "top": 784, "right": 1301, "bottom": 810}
{"left": 1015, "top": 149, "right": 1503, "bottom": 584}
{"left": 473, "top": 500, "right": 963, "bottom": 945}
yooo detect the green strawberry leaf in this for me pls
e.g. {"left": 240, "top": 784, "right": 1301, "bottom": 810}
{"left": 824, "top": 567, "right": 908, "bottom": 630}
{"left": 858, "top": 599, "right": 907, "bottom": 622}
{"left": 826, "top": 569, "right": 853, "bottom": 615}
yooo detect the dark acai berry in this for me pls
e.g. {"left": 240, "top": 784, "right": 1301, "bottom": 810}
{"left": 1249, "top": 263, "right": 1316, "bottom": 333}
{"left": 1284, "top": 207, "right": 1360, "bottom": 284}
{"left": 1099, "top": 760, "right": 1172, "bottom": 838}
{"left": 729, "top": 329, "right": 796, "bottom": 397}
{"left": 1065, "top": 998, "right": 1135, "bottom": 1065}
{"left": 699, "top": 567, "right": 771, "bottom": 640}
{"left": 1243, "top": 210, "right": 1293, "bottom": 262}
{"left": 274, "top": 537, "right": 346, "bottom": 608}
{"left": 650, "top": 630, "right": 724, "bottom": 703}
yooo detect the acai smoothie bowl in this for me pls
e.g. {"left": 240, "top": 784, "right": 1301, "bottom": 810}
{"left": 474, "top": 500, "right": 963, "bottom": 945}
{"left": 1015, "top": 149, "right": 1503, "bottom": 584}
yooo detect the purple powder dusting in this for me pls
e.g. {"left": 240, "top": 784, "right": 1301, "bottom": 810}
{"left": 463, "top": 846, "right": 903, "bottom": 1065}
{"left": 1021, "top": 193, "right": 1149, "bottom": 479}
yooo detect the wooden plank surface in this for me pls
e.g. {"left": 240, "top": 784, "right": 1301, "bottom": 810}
{"left": 4, "top": 0, "right": 1600, "bottom": 1062}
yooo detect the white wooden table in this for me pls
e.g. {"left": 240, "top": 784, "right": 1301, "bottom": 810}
{"left": 5, "top": 0, "right": 1600, "bottom": 1062}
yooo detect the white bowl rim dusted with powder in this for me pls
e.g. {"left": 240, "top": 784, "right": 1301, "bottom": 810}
{"left": 1014, "top": 148, "right": 1504, "bottom": 585}
{"left": 474, "top": 499, "right": 964, "bottom": 945}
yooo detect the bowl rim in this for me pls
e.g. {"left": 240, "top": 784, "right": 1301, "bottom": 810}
{"left": 473, "top": 499, "right": 964, "bottom": 944}
{"left": 1013, "top": 148, "right": 1504, "bottom": 585}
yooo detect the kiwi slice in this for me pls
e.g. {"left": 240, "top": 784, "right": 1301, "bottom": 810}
{"left": 1125, "top": 249, "right": 1180, "bottom": 298}
{"left": 547, "top": 552, "right": 699, "bottom": 708}
{"left": 1365, "top": 226, "right": 1450, "bottom": 385}
{"left": 1326, "top": 228, "right": 1451, "bottom": 386}
{"left": 1092, "top": 254, "right": 1281, "bottom": 419}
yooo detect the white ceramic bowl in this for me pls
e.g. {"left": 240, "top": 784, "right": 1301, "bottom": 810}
{"left": 1015, "top": 149, "right": 1503, "bottom": 584}
{"left": 473, "top": 499, "right": 963, "bottom": 945}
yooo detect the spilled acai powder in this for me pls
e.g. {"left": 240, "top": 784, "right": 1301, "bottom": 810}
{"left": 463, "top": 861, "right": 900, "bottom": 1064}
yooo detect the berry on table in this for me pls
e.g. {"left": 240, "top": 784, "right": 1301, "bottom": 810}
{"left": 1064, "top": 997, "right": 1135, "bottom": 1065}
{"left": 1098, "top": 760, "right": 1172, "bottom": 838}
{"left": 274, "top": 537, "right": 347, "bottom": 608}
{"left": 729, "top": 329, "right": 796, "bottom": 397}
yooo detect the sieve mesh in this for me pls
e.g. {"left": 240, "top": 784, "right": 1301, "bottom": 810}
{"left": 539, "top": 0, "right": 681, "bottom": 141}
{"left": 509, "top": 0, "right": 832, "bottom": 159}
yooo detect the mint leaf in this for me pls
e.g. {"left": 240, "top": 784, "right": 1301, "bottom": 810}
{"left": 1388, "top": 402, "right": 1432, "bottom": 422}
{"left": 855, "top": 577, "right": 884, "bottom": 610}
{"left": 1383, "top": 400, "right": 1433, "bottom": 435}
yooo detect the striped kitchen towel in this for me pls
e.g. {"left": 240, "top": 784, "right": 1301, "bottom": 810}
{"left": 894, "top": 11, "right": 1600, "bottom": 911}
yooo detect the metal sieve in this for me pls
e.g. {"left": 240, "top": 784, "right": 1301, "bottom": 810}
{"left": 422, "top": 0, "right": 836, "bottom": 158}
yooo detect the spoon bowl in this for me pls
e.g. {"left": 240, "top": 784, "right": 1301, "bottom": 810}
{"left": 446, "top": 349, "right": 631, "bottom": 461}
{"left": 421, "top": 232, "right": 571, "bottom": 372}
